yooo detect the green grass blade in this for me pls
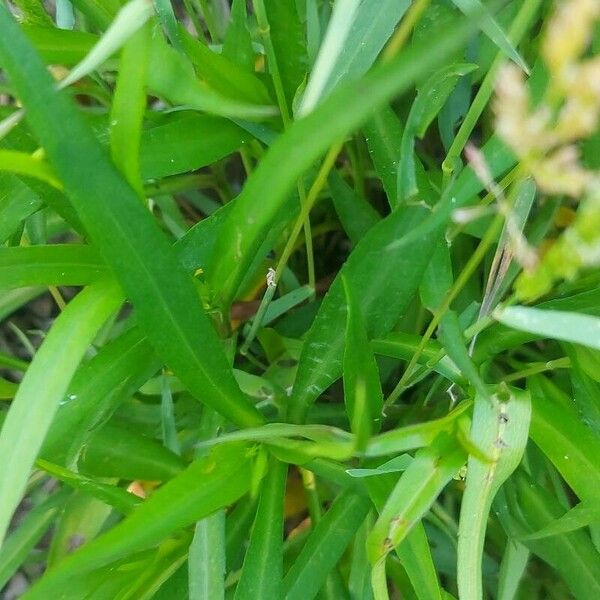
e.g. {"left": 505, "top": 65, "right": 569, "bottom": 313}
{"left": 0, "top": 278, "right": 122, "bottom": 546}
{"left": 0, "top": 5, "right": 264, "bottom": 428}
{"left": 457, "top": 387, "right": 531, "bottom": 600}
{"left": 189, "top": 511, "right": 226, "bottom": 600}
{"left": 497, "top": 539, "right": 529, "bottom": 600}
{"left": 153, "top": 0, "right": 182, "bottom": 51}
{"left": 22, "top": 442, "right": 256, "bottom": 598}
{"left": 520, "top": 502, "right": 600, "bottom": 541}
{"left": 222, "top": 0, "right": 253, "bottom": 71}
{"left": 235, "top": 460, "right": 287, "bottom": 599}
{"left": 283, "top": 489, "right": 371, "bottom": 600}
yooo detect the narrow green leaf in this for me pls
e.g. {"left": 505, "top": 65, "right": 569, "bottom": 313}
{"left": 0, "top": 174, "right": 42, "bottom": 244}
{"left": 263, "top": 0, "right": 307, "bottom": 107}
{"left": 496, "top": 305, "right": 600, "bottom": 351}
{"left": 363, "top": 106, "right": 403, "bottom": 208}
{"left": 22, "top": 443, "right": 256, "bottom": 598}
{"left": 346, "top": 455, "right": 413, "bottom": 479}
{"left": 365, "top": 401, "right": 472, "bottom": 457}
{"left": 283, "top": 488, "right": 371, "bottom": 600}
{"left": 77, "top": 421, "right": 186, "bottom": 481}
{"left": 521, "top": 501, "right": 600, "bottom": 541}
{"left": 153, "top": 0, "right": 182, "bottom": 51}
{"left": 36, "top": 458, "right": 140, "bottom": 514}
{"left": 0, "top": 279, "right": 122, "bottom": 546}
{"left": 450, "top": 0, "right": 529, "bottom": 73}
{"left": 189, "top": 511, "right": 226, "bottom": 600}
{"left": 497, "top": 539, "right": 529, "bottom": 600}
{"left": 371, "top": 332, "right": 464, "bottom": 386}
{"left": 235, "top": 460, "right": 287, "bottom": 599}
{"left": 342, "top": 274, "right": 384, "bottom": 450}
{"left": 457, "top": 387, "right": 531, "bottom": 600}
{"left": 0, "top": 6, "right": 264, "bottom": 428}
{"left": 298, "top": 0, "right": 361, "bottom": 115}
{"left": 222, "top": 0, "right": 253, "bottom": 71}
{"left": 367, "top": 432, "right": 466, "bottom": 565}
{"left": 110, "top": 23, "right": 150, "bottom": 194}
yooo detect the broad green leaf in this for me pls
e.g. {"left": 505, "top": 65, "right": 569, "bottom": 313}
{"left": 0, "top": 244, "right": 106, "bottom": 288}
{"left": 140, "top": 112, "right": 250, "bottom": 180}
{"left": 367, "top": 432, "right": 466, "bottom": 566}
{"left": 450, "top": 0, "right": 529, "bottom": 73}
{"left": 289, "top": 203, "right": 437, "bottom": 423}
{"left": 147, "top": 33, "right": 276, "bottom": 120}
{"left": 0, "top": 7, "right": 264, "bottom": 428}
{"left": 457, "top": 387, "right": 531, "bottom": 600}
{"left": 180, "top": 28, "right": 272, "bottom": 105}
{"left": 36, "top": 458, "right": 140, "bottom": 515}
{"left": 208, "top": 6, "right": 500, "bottom": 308}
{"left": 0, "top": 489, "right": 71, "bottom": 590}
{"left": 235, "top": 460, "right": 287, "bottom": 599}
{"left": 528, "top": 376, "right": 600, "bottom": 505}
{"left": 342, "top": 274, "right": 384, "bottom": 450}
{"left": 0, "top": 279, "right": 122, "bottom": 546}
{"left": 365, "top": 401, "right": 472, "bottom": 457}
{"left": 496, "top": 305, "right": 600, "bottom": 351}
{"left": 363, "top": 106, "right": 403, "bottom": 208}
{"left": 0, "top": 149, "right": 62, "bottom": 188}
{"left": 189, "top": 511, "right": 226, "bottom": 600}
{"left": 329, "top": 170, "right": 381, "bottom": 245}
{"left": 22, "top": 443, "right": 256, "bottom": 598}
{"left": 110, "top": 23, "right": 150, "bottom": 194}
{"left": 77, "top": 421, "right": 186, "bottom": 481}
{"left": 283, "top": 488, "right": 371, "bottom": 600}
{"left": 23, "top": 25, "right": 96, "bottom": 65}
{"left": 398, "top": 63, "right": 477, "bottom": 201}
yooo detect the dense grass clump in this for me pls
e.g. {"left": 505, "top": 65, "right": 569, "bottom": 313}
{"left": 1, "top": 0, "right": 600, "bottom": 598}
